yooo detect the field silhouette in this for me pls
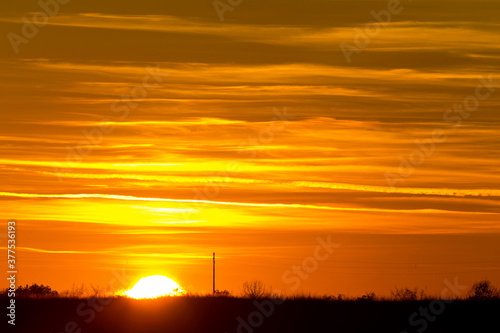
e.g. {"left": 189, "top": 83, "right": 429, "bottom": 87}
{"left": 6, "top": 285, "right": 500, "bottom": 333}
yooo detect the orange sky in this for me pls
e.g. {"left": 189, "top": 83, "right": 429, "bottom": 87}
{"left": 1, "top": 0, "right": 499, "bottom": 297}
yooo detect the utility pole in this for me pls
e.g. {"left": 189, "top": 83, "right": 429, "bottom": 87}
{"left": 213, "top": 252, "right": 216, "bottom": 294}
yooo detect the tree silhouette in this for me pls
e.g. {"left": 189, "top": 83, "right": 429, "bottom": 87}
{"left": 242, "top": 280, "right": 269, "bottom": 299}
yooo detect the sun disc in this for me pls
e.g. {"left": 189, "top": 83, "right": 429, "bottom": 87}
{"left": 124, "top": 275, "right": 183, "bottom": 299}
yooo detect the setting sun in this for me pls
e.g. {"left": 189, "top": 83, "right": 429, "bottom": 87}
{"left": 124, "top": 275, "right": 183, "bottom": 299}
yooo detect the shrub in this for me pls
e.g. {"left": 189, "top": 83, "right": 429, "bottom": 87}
{"left": 213, "top": 289, "right": 231, "bottom": 297}
{"left": 357, "top": 292, "right": 377, "bottom": 301}
{"left": 390, "top": 287, "right": 424, "bottom": 301}
{"left": 242, "top": 280, "right": 269, "bottom": 299}
{"left": 468, "top": 280, "right": 499, "bottom": 300}
{"left": 17, "top": 284, "right": 58, "bottom": 298}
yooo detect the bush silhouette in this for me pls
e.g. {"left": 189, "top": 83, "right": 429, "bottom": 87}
{"left": 17, "top": 283, "right": 58, "bottom": 297}
{"left": 390, "top": 287, "right": 424, "bottom": 301}
{"left": 213, "top": 289, "right": 231, "bottom": 297}
{"left": 357, "top": 292, "right": 377, "bottom": 301}
{"left": 242, "top": 280, "right": 269, "bottom": 299}
{"left": 468, "top": 280, "right": 499, "bottom": 300}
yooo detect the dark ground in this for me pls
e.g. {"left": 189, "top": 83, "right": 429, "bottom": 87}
{"left": 4, "top": 296, "right": 500, "bottom": 333}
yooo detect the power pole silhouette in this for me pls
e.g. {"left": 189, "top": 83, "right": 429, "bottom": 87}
{"left": 213, "top": 252, "right": 216, "bottom": 294}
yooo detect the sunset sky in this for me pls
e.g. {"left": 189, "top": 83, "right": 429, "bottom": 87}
{"left": 1, "top": 0, "right": 499, "bottom": 297}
